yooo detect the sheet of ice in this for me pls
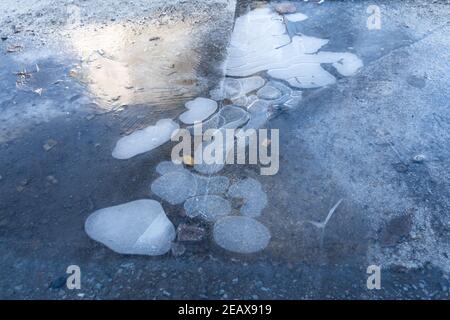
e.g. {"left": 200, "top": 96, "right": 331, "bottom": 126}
{"left": 210, "top": 76, "right": 265, "bottom": 101}
{"left": 151, "top": 171, "right": 197, "bottom": 205}
{"left": 191, "top": 106, "right": 250, "bottom": 174}
{"left": 193, "top": 129, "right": 231, "bottom": 175}
{"left": 285, "top": 12, "right": 308, "bottom": 22}
{"left": 232, "top": 94, "right": 258, "bottom": 108}
{"left": 226, "top": 6, "right": 363, "bottom": 88}
{"left": 228, "top": 178, "right": 268, "bottom": 217}
{"left": 179, "top": 97, "right": 218, "bottom": 124}
{"left": 184, "top": 195, "right": 231, "bottom": 221}
{"left": 153, "top": 161, "right": 229, "bottom": 197}
{"left": 85, "top": 199, "right": 175, "bottom": 255}
{"left": 213, "top": 216, "right": 271, "bottom": 253}
{"left": 284, "top": 90, "right": 303, "bottom": 108}
{"left": 112, "top": 119, "right": 179, "bottom": 159}
{"left": 257, "top": 85, "right": 282, "bottom": 100}
{"left": 328, "top": 52, "right": 364, "bottom": 76}
{"left": 194, "top": 175, "right": 230, "bottom": 195}
{"left": 189, "top": 105, "right": 249, "bottom": 135}
{"left": 237, "top": 76, "right": 266, "bottom": 96}
{"left": 155, "top": 161, "right": 186, "bottom": 175}
{"left": 268, "top": 63, "right": 336, "bottom": 88}
{"left": 266, "top": 80, "right": 297, "bottom": 106}
{"left": 240, "top": 99, "right": 272, "bottom": 130}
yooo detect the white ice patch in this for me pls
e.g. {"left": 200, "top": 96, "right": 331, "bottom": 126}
{"left": 151, "top": 170, "right": 197, "bottom": 205}
{"left": 213, "top": 216, "right": 271, "bottom": 253}
{"left": 228, "top": 178, "right": 268, "bottom": 217}
{"left": 285, "top": 12, "right": 308, "bottom": 22}
{"left": 85, "top": 199, "right": 175, "bottom": 256}
{"left": 241, "top": 99, "right": 272, "bottom": 131}
{"left": 257, "top": 85, "right": 282, "bottom": 100}
{"left": 191, "top": 106, "right": 250, "bottom": 175}
{"left": 112, "top": 119, "right": 179, "bottom": 159}
{"left": 152, "top": 161, "right": 230, "bottom": 204}
{"left": 194, "top": 175, "right": 230, "bottom": 195}
{"left": 184, "top": 195, "right": 231, "bottom": 221}
{"left": 210, "top": 76, "right": 265, "bottom": 101}
{"left": 188, "top": 105, "right": 249, "bottom": 135}
{"left": 226, "top": 7, "right": 363, "bottom": 88}
{"left": 155, "top": 161, "right": 186, "bottom": 175}
{"left": 232, "top": 94, "right": 258, "bottom": 108}
{"left": 179, "top": 97, "right": 218, "bottom": 124}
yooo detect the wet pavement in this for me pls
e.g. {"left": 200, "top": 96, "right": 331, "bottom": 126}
{"left": 1, "top": 0, "right": 450, "bottom": 299}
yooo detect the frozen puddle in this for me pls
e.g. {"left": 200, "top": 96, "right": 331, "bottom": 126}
{"left": 179, "top": 97, "right": 218, "bottom": 124}
{"left": 228, "top": 178, "right": 267, "bottom": 217}
{"left": 86, "top": 4, "right": 364, "bottom": 257}
{"left": 85, "top": 200, "right": 175, "bottom": 255}
{"left": 112, "top": 119, "right": 179, "bottom": 159}
{"left": 226, "top": 7, "right": 363, "bottom": 88}
{"left": 213, "top": 216, "right": 271, "bottom": 254}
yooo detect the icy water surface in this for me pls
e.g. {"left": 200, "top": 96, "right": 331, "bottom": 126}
{"left": 85, "top": 2, "right": 363, "bottom": 256}
{"left": 69, "top": 22, "right": 207, "bottom": 110}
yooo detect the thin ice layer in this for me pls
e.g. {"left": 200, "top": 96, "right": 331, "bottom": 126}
{"left": 151, "top": 171, "right": 197, "bottom": 205}
{"left": 194, "top": 175, "right": 230, "bottom": 195}
{"left": 112, "top": 119, "right": 179, "bottom": 159}
{"left": 188, "top": 105, "right": 249, "bottom": 135}
{"left": 184, "top": 195, "right": 231, "bottom": 221}
{"left": 192, "top": 106, "right": 250, "bottom": 175}
{"left": 213, "top": 216, "right": 271, "bottom": 253}
{"left": 210, "top": 76, "right": 266, "bottom": 101}
{"left": 85, "top": 199, "right": 175, "bottom": 256}
{"left": 179, "top": 97, "right": 218, "bottom": 124}
{"left": 155, "top": 161, "right": 186, "bottom": 175}
{"left": 226, "top": 6, "right": 363, "bottom": 88}
{"left": 257, "top": 85, "right": 282, "bottom": 100}
{"left": 154, "top": 161, "right": 229, "bottom": 196}
{"left": 285, "top": 12, "right": 308, "bottom": 22}
{"left": 228, "top": 178, "right": 268, "bottom": 217}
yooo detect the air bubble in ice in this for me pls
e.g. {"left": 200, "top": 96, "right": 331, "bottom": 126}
{"left": 228, "top": 178, "right": 268, "bottom": 217}
{"left": 285, "top": 12, "right": 308, "bottom": 22}
{"left": 184, "top": 195, "right": 231, "bottom": 221}
{"left": 213, "top": 216, "right": 271, "bottom": 253}
{"left": 188, "top": 105, "right": 249, "bottom": 135}
{"left": 112, "top": 119, "right": 179, "bottom": 159}
{"left": 194, "top": 175, "right": 230, "bottom": 195}
{"left": 151, "top": 171, "right": 197, "bottom": 205}
{"left": 155, "top": 161, "right": 186, "bottom": 175}
{"left": 153, "top": 161, "right": 229, "bottom": 197}
{"left": 257, "top": 85, "right": 282, "bottom": 100}
{"left": 232, "top": 94, "right": 258, "bottom": 108}
{"left": 85, "top": 199, "right": 175, "bottom": 256}
{"left": 211, "top": 77, "right": 265, "bottom": 101}
{"left": 179, "top": 97, "right": 218, "bottom": 124}
{"left": 240, "top": 99, "right": 272, "bottom": 130}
